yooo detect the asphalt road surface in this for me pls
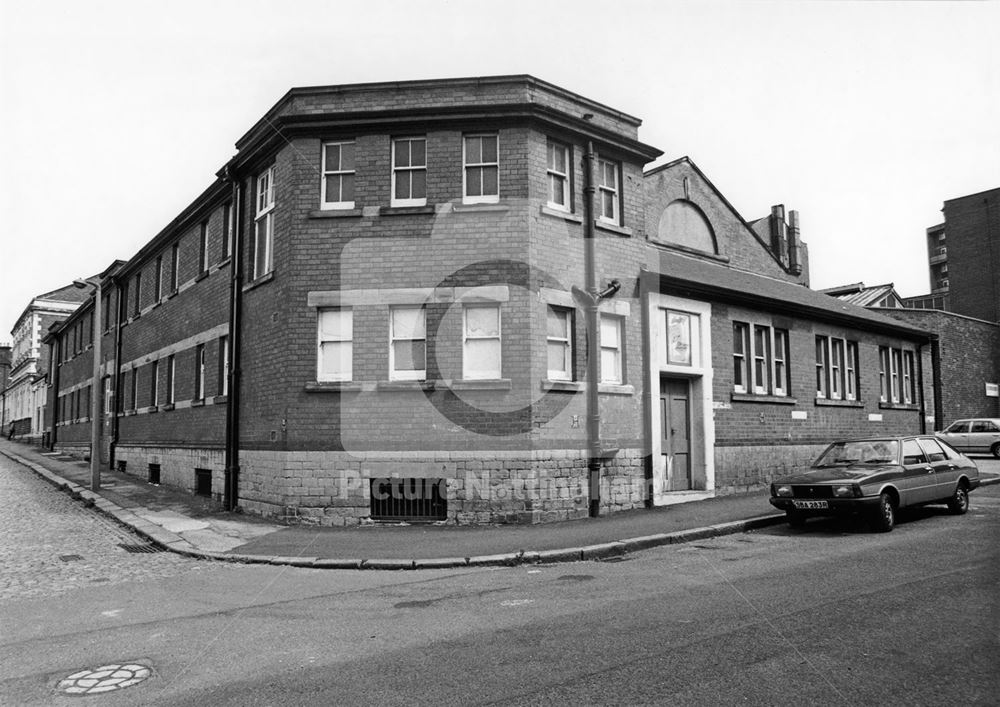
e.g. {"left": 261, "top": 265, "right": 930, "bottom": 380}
{"left": 1, "top": 454, "right": 998, "bottom": 705}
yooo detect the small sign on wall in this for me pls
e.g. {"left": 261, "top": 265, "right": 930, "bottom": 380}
{"left": 791, "top": 410, "right": 807, "bottom": 420}
{"left": 868, "top": 413, "right": 883, "bottom": 422}
{"left": 986, "top": 383, "right": 999, "bottom": 398}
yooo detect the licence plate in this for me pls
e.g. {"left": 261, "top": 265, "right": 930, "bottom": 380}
{"left": 792, "top": 500, "right": 829, "bottom": 510}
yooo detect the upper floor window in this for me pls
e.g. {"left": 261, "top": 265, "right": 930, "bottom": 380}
{"left": 317, "top": 308, "right": 353, "bottom": 382}
{"left": 464, "top": 304, "right": 502, "bottom": 380}
{"left": 253, "top": 165, "right": 275, "bottom": 279}
{"left": 390, "top": 306, "right": 426, "bottom": 381}
{"left": 464, "top": 134, "right": 499, "bottom": 204}
{"left": 222, "top": 202, "right": 233, "bottom": 260}
{"left": 321, "top": 141, "right": 356, "bottom": 210}
{"left": 150, "top": 360, "right": 159, "bottom": 406}
{"left": 133, "top": 273, "right": 142, "bottom": 317}
{"left": 166, "top": 354, "right": 176, "bottom": 404}
{"left": 816, "top": 336, "right": 859, "bottom": 401}
{"left": 599, "top": 315, "right": 624, "bottom": 384}
{"left": 546, "top": 306, "right": 573, "bottom": 380}
{"left": 154, "top": 255, "right": 163, "bottom": 301}
{"left": 733, "top": 321, "right": 788, "bottom": 396}
{"left": 597, "top": 158, "right": 620, "bottom": 225}
{"left": 170, "top": 242, "right": 180, "bottom": 292}
{"left": 199, "top": 220, "right": 210, "bottom": 273}
{"left": 879, "top": 346, "right": 915, "bottom": 404}
{"left": 219, "top": 335, "right": 230, "bottom": 396}
{"left": 391, "top": 137, "right": 426, "bottom": 207}
{"left": 546, "top": 140, "right": 571, "bottom": 211}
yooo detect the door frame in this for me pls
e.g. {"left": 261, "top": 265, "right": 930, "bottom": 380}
{"left": 647, "top": 293, "right": 715, "bottom": 505}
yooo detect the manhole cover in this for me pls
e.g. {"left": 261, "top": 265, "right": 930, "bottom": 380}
{"left": 56, "top": 663, "right": 152, "bottom": 695}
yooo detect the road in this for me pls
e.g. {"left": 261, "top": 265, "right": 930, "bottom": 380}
{"left": 1, "top": 454, "right": 998, "bottom": 705}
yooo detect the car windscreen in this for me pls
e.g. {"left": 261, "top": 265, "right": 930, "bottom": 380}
{"left": 814, "top": 440, "right": 899, "bottom": 467}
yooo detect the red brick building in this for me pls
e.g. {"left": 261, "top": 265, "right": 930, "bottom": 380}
{"left": 46, "top": 76, "right": 935, "bottom": 524}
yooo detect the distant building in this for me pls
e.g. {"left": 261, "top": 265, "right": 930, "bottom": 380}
{"left": 820, "top": 282, "right": 904, "bottom": 309}
{"left": 5, "top": 284, "right": 91, "bottom": 443}
{"left": 902, "top": 187, "right": 1000, "bottom": 320}
{"left": 0, "top": 343, "right": 11, "bottom": 432}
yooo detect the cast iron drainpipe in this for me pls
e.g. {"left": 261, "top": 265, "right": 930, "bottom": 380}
{"left": 110, "top": 275, "right": 125, "bottom": 470}
{"left": 580, "top": 140, "right": 622, "bottom": 517}
{"left": 223, "top": 170, "right": 244, "bottom": 512}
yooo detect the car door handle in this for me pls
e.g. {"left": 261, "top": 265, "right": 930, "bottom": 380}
{"left": 924, "top": 466, "right": 934, "bottom": 473}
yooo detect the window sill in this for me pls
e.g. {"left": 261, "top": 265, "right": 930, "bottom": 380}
{"left": 160, "top": 403, "right": 176, "bottom": 412}
{"left": 243, "top": 271, "right": 275, "bottom": 293}
{"left": 731, "top": 392, "right": 797, "bottom": 405}
{"left": 377, "top": 380, "right": 435, "bottom": 391}
{"left": 191, "top": 399, "right": 205, "bottom": 408}
{"left": 599, "top": 383, "right": 635, "bottom": 395}
{"left": 211, "top": 395, "right": 228, "bottom": 404}
{"left": 147, "top": 406, "right": 158, "bottom": 414}
{"left": 878, "top": 401, "right": 920, "bottom": 411}
{"left": 450, "top": 378, "right": 512, "bottom": 391}
{"left": 165, "top": 290, "right": 179, "bottom": 301}
{"left": 304, "top": 381, "right": 365, "bottom": 393}
{"left": 595, "top": 220, "right": 633, "bottom": 238}
{"left": 540, "top": 205, "right": 582, "bottom": 223}
{"left": 542, "top": 379, "right": 584, "bottom": 392}
{"left": 124, "top": 409, "right": 137, "bottom": 417}
{"left": 453, "top": 202, "right": 508, "bottom": 214}
{"left": 815, "top": 398, "right": 865, "bottom": 408}
{"left": 309, "top": 208, "right": 363, "bottom": 219}
{"left": 219, "top": 257, "right": 232, "bottom": 268}
{"left": 379, "top": 205, "right": 435, "bottom": 217}
{"left": 195, "top": 271, "right": 209, "bottom": 283}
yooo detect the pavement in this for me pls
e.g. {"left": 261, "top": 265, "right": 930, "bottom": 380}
{"left": 3, "top": 437, "right": 998, "bottom": 570}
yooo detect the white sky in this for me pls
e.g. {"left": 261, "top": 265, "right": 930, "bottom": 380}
{"left": 1, "top": 0, "right": 997, "bottom": 341}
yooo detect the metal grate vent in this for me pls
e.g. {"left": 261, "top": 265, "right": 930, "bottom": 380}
{"left": 370, "top": 478, "right": 447, "bottom": 521}
{"left": 118, "top": 543, "right": 166, "bottom": 554}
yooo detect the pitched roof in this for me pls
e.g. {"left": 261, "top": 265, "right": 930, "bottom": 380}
{"left": 645, "top": 250, "right": 929, "bottom": 340}
{"left": 820, "top": 282, "right": 903, "bottom": 308}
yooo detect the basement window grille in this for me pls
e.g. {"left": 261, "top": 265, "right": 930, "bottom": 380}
{"left": 116, "top": 460, "right": 127, "bottom": 472}
{"left": 369, "top": 478, "right": 447, "bottom": 521}
{"left": 148, "top": 463, "right": 160, "bottom": 485}
{"left": 194, "top": 468, "right": 212, "bottom": 498}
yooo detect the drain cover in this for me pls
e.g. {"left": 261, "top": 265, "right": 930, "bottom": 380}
{"left": 56, "top": 663, "right": 152, "bottom": 695}
{"left": 59, "top": 554, "right": 83, "bottom": 562}
{"left": 118, "top": 543, "right": 165, "bottom": 554}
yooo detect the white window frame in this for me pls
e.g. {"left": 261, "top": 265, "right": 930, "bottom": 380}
{"left": 546, "top": 306, "right": 573, "bottom": 380}
{"left": 166, "top": 355, "right": 176, "bottom": 404}
{"left": 320, "top": 140, "right": 356, "bottom": 210}
{"left": 463, "top": 133, "right": 500, "bottom": 205}
{"left": 391, "top": 137, "right": 427, "bottom": 207}
{"left": 389, "top": 306, "right": 426, "bottom": 381}
{"left": 546, "top": 140, "right": 570, "bottom": 211}
{"left": 752, "top": 325, "right": 771, "bottom": 395}
{"left": 599, "top": 314, "right": 624, "bottom": 385}
{"left": 902, "top": 350, "right": 914, "bottom": 404}
{"left": 830, "top": 338, "right": 844, "bottom": 400}
{"left": 597, "top": 157, "right": 620, "bottom": 225}
{"left": 772, "top": 329, "right": 789, "bottom": 397}
{"left": 890, "top": 348, "right": 901, "bottom": 403}
{"left": 463, "top": 304, "right": 502, "bottom": 380}
{"left": 846, "top": 341, "right": 858, "bottom": 401}
{"left": 733, "top": 322, "right": 750, "bottom": 393}
{"left": 151, "top": 360, "right": 159, "bottom": 406}
{"left": 195, "top": 344, "right": 206, "bottom": 400}
{"left": 254, "top": 166, "right": 275, "bottom": 280}
{"left": 220, "top": 335, "right": 230, "bottom": 396}
{"left": 199, "top": 220, "right": 210, "bottom": 273}
{"left": 317, "top": 308, "right": 353, "bottom": 382}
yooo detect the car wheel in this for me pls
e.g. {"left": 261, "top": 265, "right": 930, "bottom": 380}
{"left": 991, "top": 442, "right": 1000, "bottom": 459}
{"left": 947, "top": 485, "right": 969, "bottom": 515}
{"left": 786, "top": 510, "right": 806, "bottom": 528}
{"left": 870, "top": 493, "right": 896, "bottom": 533}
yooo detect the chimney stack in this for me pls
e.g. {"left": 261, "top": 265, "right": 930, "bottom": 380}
{"left": 769, "top": 205, "right": 789, "bottom": 265}
{"left": 788, "top": 210, "right": 803, "bottom": 276}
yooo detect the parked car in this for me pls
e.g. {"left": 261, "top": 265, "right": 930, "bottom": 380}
{"left": 769, "top": 436, "right": 980, "bottom": 532}
{"left": 935, "top": 418, "right": 1000, "bottom": 458}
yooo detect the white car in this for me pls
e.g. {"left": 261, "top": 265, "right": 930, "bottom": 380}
{"left": 936, "top": 418, "right": 1000, "bottom": 458}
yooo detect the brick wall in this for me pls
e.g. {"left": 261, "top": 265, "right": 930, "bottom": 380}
{"left": 877, "top": 308, "right": 1000, "bottom": 426}
{"left": 944, "top": 188, "right": 1000, "bottom": 323}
